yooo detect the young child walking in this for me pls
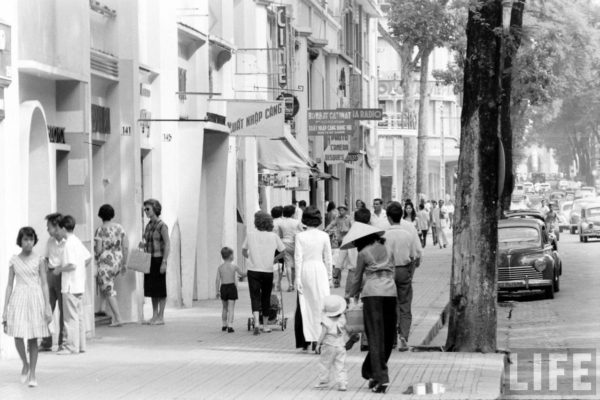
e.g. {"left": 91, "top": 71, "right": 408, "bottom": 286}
{"left": 2, "top": 227, "right": 52, "bottom": 387}
{"left": 215, "top": 247, "right": 246, "bottom": 332}
{"left": 315, "top": 295, "right": 348, "bottom": 391}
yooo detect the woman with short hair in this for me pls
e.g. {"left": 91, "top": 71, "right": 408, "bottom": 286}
{"left": 294, "top": 206, "right": 333, "bottom": 351}
{"left": 142, "top": 199, "right": 170, "bottom": 325}
{"left": 94, "top": 204, "right": 129, "bottom": 327}
{"left": 242, "top": 211, "right": 285, "bottom": 335}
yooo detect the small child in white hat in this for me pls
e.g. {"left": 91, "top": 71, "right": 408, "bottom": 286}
{"left": 315, "top": 294, "right": 348, "bottom": 391}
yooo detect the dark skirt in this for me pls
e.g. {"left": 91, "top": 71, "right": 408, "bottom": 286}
{"left": 294, "top": 294, "right": 312, "bottom": 349}
{"left": 220, "top": 283, "right": 238, "bottom": 301}
{"left": 144, "top": 257, "right": 167, "bottom": 298}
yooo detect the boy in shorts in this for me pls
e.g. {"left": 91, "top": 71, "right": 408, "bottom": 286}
{"left": 215, "top": 247, "right": 246, "bottom": 332}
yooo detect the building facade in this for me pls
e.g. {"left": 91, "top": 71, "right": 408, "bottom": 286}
{"left": 0, "top": 0, "right": 382, "bottom": 358}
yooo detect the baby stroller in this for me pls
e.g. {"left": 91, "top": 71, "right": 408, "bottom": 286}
{"left": 248, "top": 264, "right": 288, "bottom": 331}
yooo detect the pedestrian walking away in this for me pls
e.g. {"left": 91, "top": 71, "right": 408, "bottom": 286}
{"left": 295, "top": 207, "right": 333, "bottom": 351}
{"left": 2, "top": 227, "right": 52, "bottom": 388}
{"left": 276, "top": 205, "right": 303, "bottom": 292}
{"left": 141, "top": 199, "right": 170, "bottom": 326}
{"left": 314, "top": 295, "right": 348, "bottom": 392}
{"left": 324, "top": 205, "right": 352, "bottom": 288}
{"left": 40, "top": 213, "right": 66, "bottom": 352}
{"left": 343, "top": 222, "right": 397, "bottom": 394}
{"left": 416, "top": 204, "right": 430, "bottom": 248}
{"left": 215, "top": 247, "right": 246, "bottom": 332}
{"left": 53, "top": 215, "right": 92, "bottom": 355}
{"left": 94, "top": 204, "right": 129, "bottom": 328}
{"left": 384, "top": 202, "right": 422, "bottom": 351}
{"left": 243, "top": 211, "right": 285, "bottom": 335}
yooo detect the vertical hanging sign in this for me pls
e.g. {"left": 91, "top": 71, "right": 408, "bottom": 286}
{"left": 277, "top": 7, "right": 287, "bottom": 48}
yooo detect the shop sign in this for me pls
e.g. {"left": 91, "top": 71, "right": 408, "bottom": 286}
{"left": 345, "top": 108, "right": 384, "bottom": 120}
{"left": 208, "top": 99, "right": 285, "bottom": 138}
{"left": 277, "top": 7, "right": 286, "bottom": 48}
{"left": 277, "top": 92, "right": 299, "bottom": 120}
{"left": 308, "top": 109, "right": 354, "bottom": 136}
{"left": 324, "top": 135, "right": 350, "bottom": 164}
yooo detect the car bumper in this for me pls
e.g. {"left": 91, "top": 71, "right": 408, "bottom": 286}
{"left": 498, "top": 279, "right": 553, "bottom": 290}
{"left": 580, "top": 229, "right": 600, "bottom": 238}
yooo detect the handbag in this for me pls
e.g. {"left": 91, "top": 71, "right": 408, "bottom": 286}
{"left": 127, "top": 249, "right": 151, "bottom": 274}
{"left": 345, "top": 307, "right": 364, "bottom": 334}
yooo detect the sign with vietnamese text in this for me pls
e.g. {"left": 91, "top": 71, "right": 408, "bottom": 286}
{"left": 308, "top": 109, "right": 354, "bottom": 136}
{"left": 208, "top": 99, "right": 285, "bottom": 138}
{"left": 324, "top": 135, "right": 350, "bottom": 164}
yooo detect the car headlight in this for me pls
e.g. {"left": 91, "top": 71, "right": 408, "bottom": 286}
{"left": 533, "top": 260, "right": 546, "bottom": 272}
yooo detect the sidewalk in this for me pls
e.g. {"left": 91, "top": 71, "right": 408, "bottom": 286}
{"left": 0, "top": 240, "right": 505, "bottom": 399}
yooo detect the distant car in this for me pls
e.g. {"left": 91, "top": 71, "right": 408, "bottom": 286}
{"left": 570, "top": 198, "right": 596, "bottom": 233}
{"left": 578, "top": 202, "right": 600, "bottom": 242}
{"left": 574, "top": 190, "right": 595, "bottom": 200}
{"left": 581, "top": 186, "right": 596, "bottom": 196}
{"left": 539, "top": 182, "right": 551, "bottom": 193}
{"left": 523, "top": 182, "right": 534, "bottom": 193}
{"left": 497, "top": 218, "right": 562, "bottom": 299}
{"left": 549, "top": 191, "right": 566, "bottom": 202}
{"left": 514, "top": 183, "right": 525, "bottom": 195}
{"left": 557, "top": 201, "right": 573, "bottom": 232}
{"left": 510, "top": 194, "right": 529, "bottom": 210}
{"left": 558, "top": 180, "right": 569, "bottom": 190}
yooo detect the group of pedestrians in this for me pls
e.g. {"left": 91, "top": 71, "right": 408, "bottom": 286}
{"left": 1, "top": 198, "right": 171, "bottom": 388}
{"left": 2, "top": 214, "right": 91, "bottom": 387}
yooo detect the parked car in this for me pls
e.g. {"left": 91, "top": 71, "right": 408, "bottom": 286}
{"left": 578, "top": 202, "right": 600, "bottom": 242}
{"left": 497, "top": 218, "right": 562, "bottom": 299}
{"left": 514, "top": 183, "right": 525, "bottom": 195}
{"left": 574, "top": 190, "right": 595, "bottom": 200}
{"left": 557, "top": 201, "right": 573, "bottom": 232}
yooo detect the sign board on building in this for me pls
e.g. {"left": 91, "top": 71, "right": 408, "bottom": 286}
{"left": 276, "top": 7, "right": 286, "bottom": 48}
{"left": 342, "top": 108, "right": 384, "bottom": 120}
{"left": 324, "top": 134, "right": 350, "bottom": 164}
{"left": 308, "top": 109, "right": 354, "bottom": 136}
{"left": 208, "top": 99, "right": 285, "bottom": 138}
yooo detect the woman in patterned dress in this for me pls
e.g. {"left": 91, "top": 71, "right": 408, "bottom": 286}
{"left": 2, "top": 227, "right": 52, "bottom": 387}
{"left": 94, "top": 204, "right": 129, "bottom": 327}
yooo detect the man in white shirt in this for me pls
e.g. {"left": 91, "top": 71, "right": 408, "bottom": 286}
{"left": 384, "top": 202, "right": 422, "bottom": 351}
{"left": 53, "top": 215, "right": 91, "bottom": 355}
{"left": 370, "top": 198, "right": 390, "bottom": 230}
{"left": 41, "top": 213, "right": 66, "bottom": 351}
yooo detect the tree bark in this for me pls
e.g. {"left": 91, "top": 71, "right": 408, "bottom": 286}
{"left": 446, "top": 0, "right": 502, "bottom": 353}
{"left": 417, "top": 49, "right": 432, "bottom": 199}
{"left": 401, "top": 47, "right": 418, "bottom": 202}
{"left": 500, "top": 0, "right": 526, "bottom": 213}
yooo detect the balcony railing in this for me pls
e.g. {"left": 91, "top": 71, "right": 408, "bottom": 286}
{"left": 377, "top": 112, "right": 418, "bottom": 130}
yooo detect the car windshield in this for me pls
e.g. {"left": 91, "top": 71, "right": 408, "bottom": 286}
{"left": 498, "top": 227, "right": 540, "bottom": 249}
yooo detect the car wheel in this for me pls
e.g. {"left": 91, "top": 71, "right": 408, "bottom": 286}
{"left": 570, "top": 226, "right": 576, "bottom": 234}
{"left": 579, "top": 235, "right": 583, "bottom": 242}
{"left": 553, "top": 273, "right": 560, "bottom": 292}
{"left": 583, "top": 236, "right": 589, "bottom": 243}
{"left": 544, "top": 282, "right": 555, "bottom": 299}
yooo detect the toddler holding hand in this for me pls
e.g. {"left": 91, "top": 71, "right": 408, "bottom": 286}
{"left": 315, "top": 295, "right": 348, "bottom": 391}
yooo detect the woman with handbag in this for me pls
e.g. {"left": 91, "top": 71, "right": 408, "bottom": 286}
{"left": 141, "top": 199, "right": 170, "bottom": 326}
{"left": 343, "top": 222, "right": 396, "bottom": 394}
{"left": 94, "top": 204, "right": 128, "bottom": 327}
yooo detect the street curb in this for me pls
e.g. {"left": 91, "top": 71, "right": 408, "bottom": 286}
{"left": 420, "top": 301, "right": 451, "bottom": 346}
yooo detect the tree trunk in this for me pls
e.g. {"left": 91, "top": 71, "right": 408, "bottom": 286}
{"left": 401, "top": 50, "right": 418, "bottom": 202}
{"left": 446, "top": 0, "right": 502, "bottom": 353}
{"left": 500, "top": 0, "right": 526, "bottom": 213}
{"left": 417, "top": 49, "right": 432, "bottom": 200}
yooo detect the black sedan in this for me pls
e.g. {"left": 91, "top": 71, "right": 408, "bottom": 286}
{"left": 497, "top": 218, "right": 562, "bottom": 299}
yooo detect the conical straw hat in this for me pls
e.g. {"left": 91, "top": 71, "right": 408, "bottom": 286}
{"left": 340, "top": 222, "right": 385, "bottom": 250}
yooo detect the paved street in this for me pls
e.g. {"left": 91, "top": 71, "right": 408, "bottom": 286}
{"left": 498, "top": 232, "right": 600, "bottom": 399}
{"left": 0, "top": 234, "right": 505, "bottom": 400}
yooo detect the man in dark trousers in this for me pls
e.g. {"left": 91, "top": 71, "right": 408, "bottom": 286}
{"left": 384, "top": 202, "right": 422, "bottom": 351}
